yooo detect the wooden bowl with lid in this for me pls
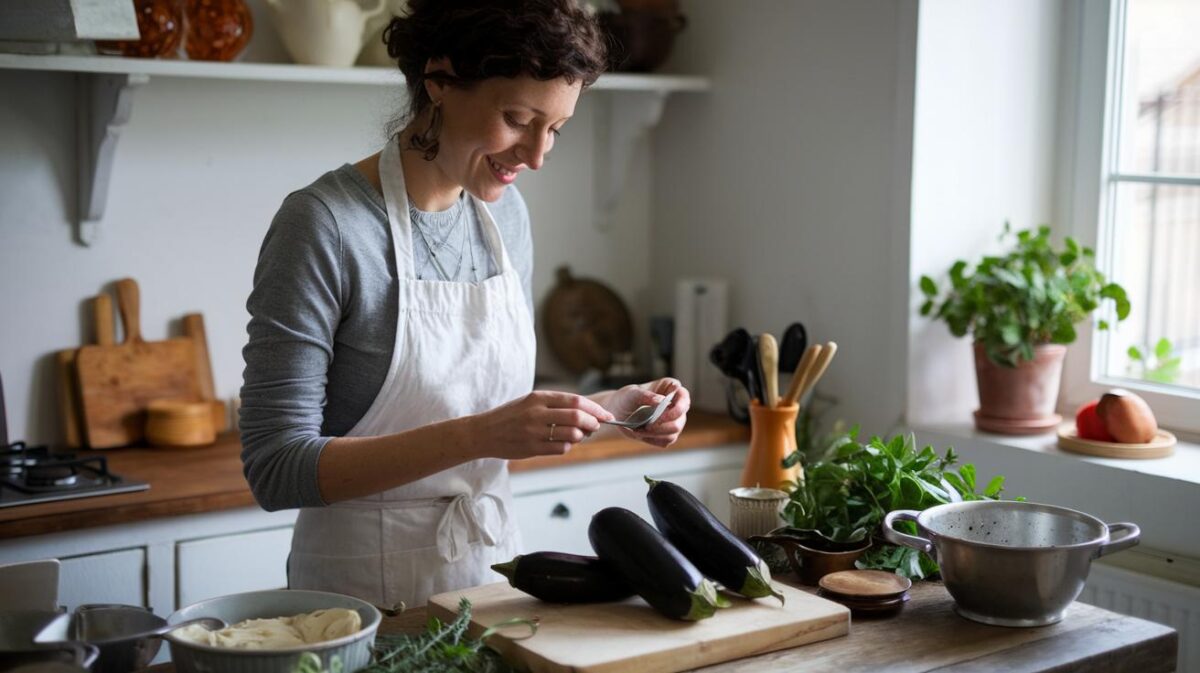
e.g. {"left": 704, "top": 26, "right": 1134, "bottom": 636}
{"left": 145, "top": 400, "right": 216, "bottom": 448}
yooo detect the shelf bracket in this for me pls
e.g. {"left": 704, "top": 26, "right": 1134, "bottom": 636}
{"left": 593, "top": 90, "right": 668, "bottom": 231}
{"left": 76, "top": 71, "right": 148, "bottom": 246}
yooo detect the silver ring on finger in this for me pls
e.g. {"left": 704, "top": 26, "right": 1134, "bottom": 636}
{"left": 547, "top": 423, "right": 556, "bottom": 442}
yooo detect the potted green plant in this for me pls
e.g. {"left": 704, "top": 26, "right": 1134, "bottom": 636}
{"left": 920, "top": 224, "right": 1130, "bottom": 434}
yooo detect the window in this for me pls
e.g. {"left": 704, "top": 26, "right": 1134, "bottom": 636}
{"left": 1063, "top": 0, "right": 1200, "bottom": 432}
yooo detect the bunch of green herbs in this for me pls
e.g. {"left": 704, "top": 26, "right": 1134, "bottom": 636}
{"left": 782, "top": 429, "right": 1014, "bottom": 580}
{"left": 293, "top": 598, "right": 534, "bottom": 673}
{"left": 920, "top": 223, "right": 1130, "bottom": 367}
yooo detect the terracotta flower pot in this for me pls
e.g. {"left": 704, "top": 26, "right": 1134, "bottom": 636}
{"left": 973, "top": 343, "right": 1066, "bottom": 435}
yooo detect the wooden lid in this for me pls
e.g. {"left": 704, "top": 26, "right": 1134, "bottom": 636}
{"left": 146, "top": 399, "right": 211, "bottom": 418}
{"left": 818, "top": 570, "right": 911, "bottom": 600}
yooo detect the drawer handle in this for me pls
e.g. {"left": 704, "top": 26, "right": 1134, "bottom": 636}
{"left": 550, "top": 503, "right": 570, "bottom": 519}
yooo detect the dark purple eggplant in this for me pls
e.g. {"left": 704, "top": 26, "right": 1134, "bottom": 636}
{"left": 646, "top": 477, "right": 784, "bottom": 604}
{"left": 491, "top": 551, "right": 635, "bottom": 603}
{"left": 588, "top": 507, "right": 729, "bottom": 621}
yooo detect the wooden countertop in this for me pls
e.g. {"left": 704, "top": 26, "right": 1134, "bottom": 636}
{"left": 141, "top": 580, "right": 1178, "bottom": 673}
{"left": 0, "top": 412, "right": 748, "bottom": 540}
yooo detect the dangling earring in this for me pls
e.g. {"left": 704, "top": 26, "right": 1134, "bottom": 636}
{"left": 410, "top": 99, "right": 442, "bottom": 161}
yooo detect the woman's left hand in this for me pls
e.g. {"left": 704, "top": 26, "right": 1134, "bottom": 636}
{"left": 605, "top": 378, "right": 690, "bottom": 447}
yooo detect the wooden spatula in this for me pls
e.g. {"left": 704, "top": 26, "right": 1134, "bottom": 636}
{"left": 76, "top": 278, "right": 201, "bottom": 448}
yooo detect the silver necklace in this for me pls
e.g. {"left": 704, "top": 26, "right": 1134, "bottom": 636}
{"left": 412, "top": 195, "right": 479, "bottom": 282}
{"left": 410, "top": 195, "right": 465, "bottom": 253}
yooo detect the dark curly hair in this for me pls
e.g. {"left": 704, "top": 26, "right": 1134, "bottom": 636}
{"left": 383, "top": 0, "right": 608, "bottom": 145}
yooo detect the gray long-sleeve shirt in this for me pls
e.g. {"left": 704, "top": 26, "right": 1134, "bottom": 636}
{"left": 239, "top": 164, "right": 533, "bottom": 511}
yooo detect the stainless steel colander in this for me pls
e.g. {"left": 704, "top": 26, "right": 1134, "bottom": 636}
{"left": 883, "top": 500, "right": 1139, "bottom": 627}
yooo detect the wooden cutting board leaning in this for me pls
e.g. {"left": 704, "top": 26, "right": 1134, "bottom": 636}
{"left": 428, "top": 581, "right": 849, "bottom": 673}
{"left": 75, "top": 278, "right": 202, "bottom": 449}
{"left": 55, "top": 293, "right": 115, "bottom": 448}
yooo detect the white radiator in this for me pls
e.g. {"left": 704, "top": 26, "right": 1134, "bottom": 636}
{"left": 1080, "top": 561, "right": 1199, "bottom": 672}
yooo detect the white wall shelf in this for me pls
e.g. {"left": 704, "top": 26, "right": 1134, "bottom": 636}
{"left": 0, "top": 53, "right": 711, "bottom": 91}
{"left": 0, "top": 53, "right": 709, "bottom": 244}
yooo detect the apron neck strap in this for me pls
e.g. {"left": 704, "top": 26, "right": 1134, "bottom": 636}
{"left": 379, "top": 137, "right": 514, "bottom": 278}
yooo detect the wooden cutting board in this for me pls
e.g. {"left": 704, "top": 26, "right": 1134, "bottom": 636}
{"left": 428, "top": 581, "right": 849, "bottom": 673}
{"left": 55, "top": 293, "right": 115, "bottom": 448}
{"left": 76, "top": 278, "right": 201, "bottom": 448}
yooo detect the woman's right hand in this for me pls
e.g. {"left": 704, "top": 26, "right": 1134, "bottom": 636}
{"left": 471, "top": 391, "right": 616, "bottom": 460}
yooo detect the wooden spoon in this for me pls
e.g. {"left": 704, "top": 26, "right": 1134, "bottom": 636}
{"left": 758, "top": 333, "right": 779, "bottom": 407}
{"left": 783, "top": 343, "right": 823, "bottom": 407}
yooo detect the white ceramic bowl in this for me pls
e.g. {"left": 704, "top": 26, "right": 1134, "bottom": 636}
{"left": 165, "top": 590, "right": 381, "bottom": 673}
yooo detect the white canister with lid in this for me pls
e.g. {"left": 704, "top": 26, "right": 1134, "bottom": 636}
{"left": 728, "top": 486, "right": 788, "bottom": 539}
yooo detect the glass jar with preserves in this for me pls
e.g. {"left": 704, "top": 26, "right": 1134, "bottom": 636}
{"left": 95, "top": 0, "right": 184, "bottom": 58}
{"left": 184, "top": 0, "right": 254, "bottom": 62}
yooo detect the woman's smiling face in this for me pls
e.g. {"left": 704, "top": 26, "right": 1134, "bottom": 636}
{"left": 428, "top": 72, "right": 582, "bottom": 202}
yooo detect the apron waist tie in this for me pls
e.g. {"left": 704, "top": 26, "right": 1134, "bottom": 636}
{"left": 436, "top": 492, "right": 508, "bottom": 563}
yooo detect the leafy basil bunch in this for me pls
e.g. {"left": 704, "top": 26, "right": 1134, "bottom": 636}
{"left": 783, "top": 430, "right": 1012, "bottom": 579}
{"left": 920, "top": 224, "right": 1130, "bottom": 367}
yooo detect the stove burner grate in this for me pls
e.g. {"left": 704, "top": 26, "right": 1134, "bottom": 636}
{"left": 0, "top": 445, "right": 118, "bottom": 494}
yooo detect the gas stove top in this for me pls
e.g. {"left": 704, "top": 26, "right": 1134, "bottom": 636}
{"left": 0, "top": 442, "right": 150, "bottom": 509}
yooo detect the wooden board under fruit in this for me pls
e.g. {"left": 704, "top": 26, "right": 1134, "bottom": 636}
{"left": 427, "top": 582, "right": 849, "bottom": 673}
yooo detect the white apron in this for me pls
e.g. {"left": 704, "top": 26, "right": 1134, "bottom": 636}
{"left": 288, "top": 137, "right": 535, "bottom": 609}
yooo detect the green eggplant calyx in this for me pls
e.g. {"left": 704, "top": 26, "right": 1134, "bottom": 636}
{"left": 741, "top": 565, "right": 785, "bottom": 606}
{"left": 684, "top": 579, "right": 725, "bottom": 620}
{"left": 644, "top": 475, "right": 661, "bottom": 489}
{"left": 490, "top": 557, "right": 520, "bottom": 586}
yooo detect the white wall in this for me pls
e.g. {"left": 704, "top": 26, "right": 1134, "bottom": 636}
{"left": 652, "top": 0, "right": 919, "bottom": 436}
{"left": 907, "top": 0, "right": 1065, "bottom": 425}
{"left": 0, "top": 46, "right": 656, "bottom": 444}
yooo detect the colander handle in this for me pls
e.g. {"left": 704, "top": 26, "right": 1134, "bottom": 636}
{"left": 1096, "top": 522, "right": 1140, "bottom": 557}
{"left": 882, "top": 509, "right": 934, "bottom": 558}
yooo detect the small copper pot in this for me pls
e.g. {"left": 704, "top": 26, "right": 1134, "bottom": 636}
{"left": 749, "top": 527, "right": 871, "bottom": 585}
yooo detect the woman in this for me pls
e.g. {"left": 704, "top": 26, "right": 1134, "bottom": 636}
{"left": 240, "top": 0, "right": 690, "bottom": 610}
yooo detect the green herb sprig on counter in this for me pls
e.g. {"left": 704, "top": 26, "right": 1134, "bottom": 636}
{"left": 369, "top": 598, "right": 535, "bottom": 673}
{"left": 783, "top": 430, "right": 1016, "bottom": 580}
{"left": 293, "top": 598, "right": 536, "bottom": 673}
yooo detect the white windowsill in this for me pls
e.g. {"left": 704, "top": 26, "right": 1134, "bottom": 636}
{"left": 910, "top": 421, "right": 1200, "bottom": 488}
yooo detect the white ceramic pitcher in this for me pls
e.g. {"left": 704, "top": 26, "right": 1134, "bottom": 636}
{"left": 266, "top": 0, "right": 387, "bottom": 67}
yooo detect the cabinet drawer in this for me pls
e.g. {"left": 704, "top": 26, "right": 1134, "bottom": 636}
{"left": 177, "top": 527, "right": 293, "bottom": 607}
{"left": 512, "top": 467, "right": 743, "bottom": 555}
{"left": 59, "top": 548, "right": 146, "bottom": 610}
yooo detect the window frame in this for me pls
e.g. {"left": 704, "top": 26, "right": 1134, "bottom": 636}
{"left": 1059, "top": 0, "right": 1200, "bottom": 435}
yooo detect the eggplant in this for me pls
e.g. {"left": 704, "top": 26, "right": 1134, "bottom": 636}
{"left": 491, "top": 551, "right": 635, "bottom": 603}
{"left": 646, "top": 477, "right": 785, "bottom": 604}
{"left": 588, "top": 507, "right": 729, "bottom": 621}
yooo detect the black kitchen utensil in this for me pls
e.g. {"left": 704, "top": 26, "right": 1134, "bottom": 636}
{"left": 709, "top": 328, "right": 763, "bottom": 401}
{"left": 709, "top": 328, "right": 749, "bottom": 381}
{"left": 749, "top": 334, "right": 766, "bottom": 403}
{"left": 779, "top": 322, "right": 808, "bottom": 373}
{"left": 0, "top": 370, "right": 7, "bottom": 447}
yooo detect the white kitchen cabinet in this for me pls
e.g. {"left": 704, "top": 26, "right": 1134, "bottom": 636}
{"left": 511, "top": 446, "right": 745, "bottom": 555}
{"left": 0, "top": 445, "right": 745, "bottom": 619}
{"left": 176, "top": 526, "right": 293, "bottom": 607}
{"left": 58, "top": 547, "right": 146, "bottom": 611}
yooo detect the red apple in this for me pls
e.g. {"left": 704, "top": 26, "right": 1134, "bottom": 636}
{"left": 1075, "top": 399, "right": 1115, "bottom": 442}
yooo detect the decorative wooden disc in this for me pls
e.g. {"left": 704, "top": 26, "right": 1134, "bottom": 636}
{"left": 818, "top": 570, "right": 911, "bottom": 600}
{"left": 541, "top": 266, "right": 633, "bottom": 374}
{"left": 1057, "top": 425, "right": 1176, "bottom": 459}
